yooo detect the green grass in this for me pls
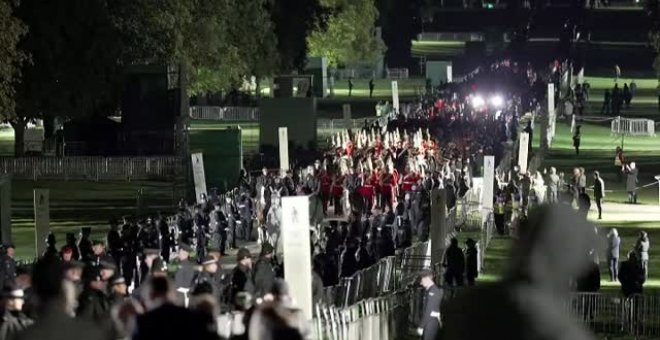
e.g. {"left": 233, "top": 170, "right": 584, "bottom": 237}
{"left": 479, "top": 119, "right": 660, "bottom": 291}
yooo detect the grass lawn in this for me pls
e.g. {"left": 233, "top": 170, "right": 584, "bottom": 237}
{"left": 478, "top": 120, "right": 660, "bottom": 293}
{"left": 411, "top": 40, "right": 466, "bottom": 58}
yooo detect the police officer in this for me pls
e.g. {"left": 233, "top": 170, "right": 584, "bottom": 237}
{"left": 237, "top": 191, "right": 254, "bottom": 242}
{"left": 231, "top": 248, "right": 255, "bottom": 304}
{"left": 106, "top": 221, "right": 122, "bottom": 266}
{"left": 194, "top": 255, "right": 226, "bottom": 307}
{"left": 253, "top": 243, "right": 276, "bottom": 299}
{"left": 0, "top": 244, "right": 16, "bottom": 287}
{"left": 417, "top": 270, "right": 443, "bottom": 340}
{"left": 78, "top": 227, "right": 94, "bottom": 262}
{"left": 174, "top": 243, "right": 196, "bottom": 304}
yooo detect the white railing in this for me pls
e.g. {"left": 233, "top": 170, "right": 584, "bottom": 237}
{"left": 0, "top": 156, "right": 183, "bottom": 181}
{"left": 334, "top": 68, "right": 378, "bottom": 80}
{"left": 385, "top": 68, "right": 409, "bottom": 80}
{"left": 417, "top": 32, "right": 484, "bottom": 42}
{"left": 189, "top": 106, "right": 259, "bottom": 121}
{"left": 611, "top": 116, "right": 656, "bottom": 137}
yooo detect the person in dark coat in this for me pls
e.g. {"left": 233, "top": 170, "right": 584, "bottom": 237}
{"left": 592, "top": 171, "right": 605, "bottom": 220}
{"left": 572, "top": 125, "right": 581, "bottom": 156}
{"left": 194, "top": 256, "right": 226, "bottom": 307}
{"left": 134, "top": 276, "right": 218, "bottom": 340}
{"left": 618, "top": 251, "right": 645, "bottom": 297}
{"left": 253, "top": 243, "right": 276, "bottom": 299}
{"left": 465, "top": 238, "right": 479, "bottom": 286}
{"left": 106, "top": 223, "right": 122, "bottom": 267}
{"left": 76, "top": 268, "right": 112, "bottom": 332}
{"left": 607, "top": 228, "right": 621, "bottom": 282}
{"left": 78, "top": 227, "right": 94, "bottom": 263}
{"left": 417, "top": 270, "right": 443, "bottom": 340}
{"left": 0, "top": 285, "right": 33, "bottom": 340}
{"left": 443, "top": 238, "right": 465, "bottom": 287}
{"left": 577, "top": 191, "right": 591, "bottom": 220}
{"left": 0, "top": 245, "right": 16, "bottom": 288}
{"left": 231, "top": 248, "right": 255, "bottom": 305}
{"left": 174, "top": 244, "right": 197, "bottom": 303}
{"left": 339, "top": 238, "right": 359, "bottom": 278}
{"left": 17, "top": 258, "right": 106, "bottom": 340}
{"left": 90, "top": 240, "right": 115, "bottom": 268}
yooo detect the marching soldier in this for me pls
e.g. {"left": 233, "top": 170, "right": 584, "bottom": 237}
{"left": 417, "top": 270, "right": 443, "bottom": 340}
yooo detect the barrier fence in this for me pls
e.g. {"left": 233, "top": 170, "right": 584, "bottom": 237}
{"left": 189, "top": 106, "right": 259, "bottom": 121}
{"left": 0, "top": 156, "right": 184, "bottom": 181}
{"left": 315, "top": 287, "right": 660, "bottom": 339}
{"left": 385, "top": 68, "right": 409, "bottom": 80}
{"left": 611, "top": 116, "right": 656, "bottom": 137}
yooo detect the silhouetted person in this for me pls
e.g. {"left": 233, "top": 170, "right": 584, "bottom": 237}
{"left": 624, "top": 162, "right": 638, "bottom": 204}
{"left": 601, "top": 90, "right": 611, "bottom": 115}
{"left": 465, "top": 238, "right": 479, "bottom": 286}
{"left": 592, "top": 171, "right": 605, "bottom": 220}
{"left": 618, "top": 251, "right": 645, "bottom": 297}
{"left": 133, "top": 276, "right": 218, "bottom": 340}
{"left": 348, "top": 78, "right": 354, "bottom": 97}
{"left": 572, "top": 125, "right": 581, "bottom": 156}
{"left": 623, "top": 83, "right": 631, "bottom": 108}
{"left": 369, "top": 79, "right": 375, "bottom": 98}
{"left": 443, "top": 237, "right": 465, "bottom": 287}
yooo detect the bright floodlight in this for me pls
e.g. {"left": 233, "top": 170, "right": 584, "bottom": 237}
{"left": 490, "top": 95, "right": 504, "bottom": 108}
{"left": 471, "top": 95, "right": 485, "bottom": 109}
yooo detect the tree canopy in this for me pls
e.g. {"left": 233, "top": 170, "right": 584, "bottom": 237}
{"left": 0, "top": 0, "right": 28, "bottom": 121}
{"left": 307, "top": 0, "right": 386, "bottom": 68}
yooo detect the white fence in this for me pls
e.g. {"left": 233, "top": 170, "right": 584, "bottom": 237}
{"left": 189, "top": 106, "right": 259, "bottom": 121}
{"left": 335, "top": 68, "right": 378, "bottom": 80}
{"left": 0, "top": 156, "right": 183, "bottom": 181}
{"left": 416, "top": 32, "right": 484, "bottom": 42}
{"left": 385, "top": 68, "right": 409, "bottom": 79}
{"left": 611, "top": 116, "right": 656, "bottom": 137}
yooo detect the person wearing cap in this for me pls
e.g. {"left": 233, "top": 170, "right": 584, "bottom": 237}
{"left": 109, "top": 276, "right": 128, "bottom": 304}
{"left": 194, "top": 255, "right": 226, "bottom": 307}
{"left": 0, "top": 284, "right": 33, "bottom": 338}
{"left": 78, "top": 227, "right": 94, "bottom": 262}
{"left": 91, "top": 240, "right": 115, "bottom": 268}
{"left": 231, "top": 248, "right": 255, "bottom": 304}
{"left": 417, "top": 270, "right": 442, "bottom": 340}
{"left": 174, "top": 244, "right": 196, "bottom": 301}
{"left": 99, "top": 260, "right": 117, "bottom": 282}
{"left": 77, "top": 267, "right": 111, "bottom": 330}
{"left": 0, "top": 243, "right": 16, "bottom": 287}
{"left": 253, "top": 243, "right": 276, "bottom": 298}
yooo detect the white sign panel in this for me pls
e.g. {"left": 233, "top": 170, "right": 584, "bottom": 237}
{"left": 281, "top": 196, "right": 312, "bottom": 320}
{"left": 33, "top": 189, "right": 50, "bottom": 257}
{"left": 518, "top": 133, "right": 529, "bottom": 174}
{"left": 342, "top": 104, "right": 352, "bottom": 130}
{"left": 482, "top": 156, "right": 495, "bottom": 211}
{"left": 391, "top": 81, "right": 399, "bottom": 113}
{"left": 191, "top": 153, "right": 207, "bottom": 203}
{"left": 278, "top": 127, "right": 289, "bottom": 171}
{"left": 547, "top": 83, "right": 555, "bottom": 116}
{"left": 447, "top": 65, "right": 453, "bottom": 83}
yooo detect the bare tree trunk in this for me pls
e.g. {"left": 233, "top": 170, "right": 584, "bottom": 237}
{"left": 11, "top": 120, "right": 26, "bottom": 157}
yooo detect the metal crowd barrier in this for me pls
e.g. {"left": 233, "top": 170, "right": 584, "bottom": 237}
{"left": 189, "top": 106, "right": 259, "bottom": 121}
{"left": 385, "top": 68, "right": 409, "bottom": 80}
{"left": 611, "top": 116, "right": 656, "bottom": 137}
{"left": 0, "top": 156, "right": 183, "bottom": 181}
{"left": 321, "top": 206, "right": 463, "bottom": 309}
